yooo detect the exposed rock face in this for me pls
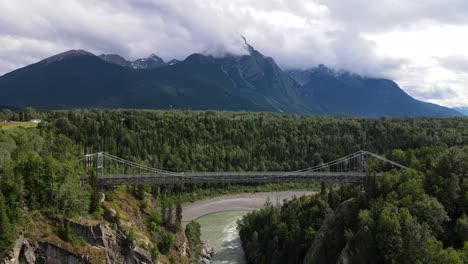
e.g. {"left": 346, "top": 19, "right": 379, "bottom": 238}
{"left": 96, "top": 221, "right": 152, "bottom": 264}
{"left": 167, "top": 59, "right": 180, "bottom": 66}
{"left": 337, "top": 240, "right": 353, "bottom": 264}
{"left": 131, "top": 54, "right": 166, "bottom": 69}
{"left": 3, "top": 220, "right": 153, "bottom": 264}
{"left": 61, "top": 219, "right": 106, "bottom": 247}
{"left": 35, "top": 242, "right": 90, "bottom": 264}
{"left": 213, "top": 43, "right": 313, "bottom": 114}
{"left": 131, "top": 246, "right": 153, "bottom": 264}
{"left": 22, "top": 241, "right": 36, "bottom": 264}
{"left": 99, "top": 53, "right": 168, "bottom": 69}
{"left": 199, "top": 242, "right": 214, "bottom": 264}
{"left": 104, "top": 206, "right": 118, "bottom": 220}
{"left": 3, "top": 239, "right": 89, "bottom": 264}
{"left": 178, "top": 241, "right": 187, "bottom": 256}
{"left": 3, "top": 236, "right": 26, "bottom": 264}
{"left": 303, "top": 197, "right": 363, "bottom": 264}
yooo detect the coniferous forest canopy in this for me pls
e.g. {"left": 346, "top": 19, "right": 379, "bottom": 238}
{"left": 0, "top": 108, "right": 467, "bottom": 262}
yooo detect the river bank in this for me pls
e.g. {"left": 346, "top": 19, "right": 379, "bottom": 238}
{"left": 182, "top": 190, "right": 316, "bottom": 222}
{"left": 183, "top": 191, "right": 316, "bottom": 264}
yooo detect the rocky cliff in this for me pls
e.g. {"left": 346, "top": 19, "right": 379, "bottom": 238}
{"left": 3, "top": 219, "right": 153, "bottom": 264}
{"left": 303, "top": 197, "right": 364, "bottom": 264}
{"left": 2, "top": 188, "right": 194, "bottom": 264}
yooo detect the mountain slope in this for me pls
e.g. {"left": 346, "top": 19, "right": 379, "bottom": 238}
{"left": 0, "top": 49, "right": 297, "bottom": 112}
{"left": 0, "top": 50, "right": 126, "bottom": 108}
{"left": 97, "top": 45, "right": 312, "bottom": 113}
{"left": 0, "top": 48, "right": 461, "bottom": 117}
{"left": 130, "top": 54, "right": 166, "bottom": 69}
{"left": 214, "top": 44, "right": 319, "bottom": 114}
{"left": 98, "top": 54, "right": 131, "bottom": 67}
{"left": 104, "top": 53, "right": 274, "bottom": 111}
{"left": 99, "top": 53, "right": 180, "bottom": 69}
{"left": 288, "top": 66, "right": 460, "bottom": 117}
{"left": 453, "top": 107, "right": 468, "bottom": 116}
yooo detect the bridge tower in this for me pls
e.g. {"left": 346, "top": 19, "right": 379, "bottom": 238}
{"left": 96, "top": 152, "right": 104, "bottom": 177}
{"left": 360, "top": 152, "right": 368, "bottom": 174}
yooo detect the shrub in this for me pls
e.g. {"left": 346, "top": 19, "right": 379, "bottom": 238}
{"left": 150, "top": 244, "right": 159, "bottom": 263}
{"left": 185, "top": 221, "right": 201, "bottom": 249}
{"left": 127, "top": 226, "right": 136, "bottom": 241}
{"left": 158, "top": 231, "right": 175, "bottom": 254}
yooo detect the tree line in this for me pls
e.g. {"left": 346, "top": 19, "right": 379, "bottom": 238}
{"left": 47, "top": 109, "right": 467, "bottom": 172}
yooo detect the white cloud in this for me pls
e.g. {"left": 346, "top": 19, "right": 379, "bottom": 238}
{"left": 365, "top": 25, "right": 468, "bottom": 107}
{"left": 436, "top": 55, "right": 468, "bottom": 73}
{"left": 0, "top": 0, "right": 467, "bottom": 107}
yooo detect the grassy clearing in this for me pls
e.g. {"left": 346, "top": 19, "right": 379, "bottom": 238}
{"left": 0, "top": 121, "right": 38, "bottom": 130}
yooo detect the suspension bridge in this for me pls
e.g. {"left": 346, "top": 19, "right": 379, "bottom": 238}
{"left": 80, "top": 150, "right": 407, "bottom": 186}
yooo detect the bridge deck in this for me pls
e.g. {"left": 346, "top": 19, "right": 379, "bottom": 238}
{"left": 96, "top": 171, "right": 367, "bottom": 186}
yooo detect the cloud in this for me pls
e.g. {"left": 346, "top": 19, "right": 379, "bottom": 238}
{"left": 0, "top": 0, "right": 467, "bottom": 106}
{"left": 320, "top": 0, "right": 468, "bottom": 31}
{"left": 436, "top": 55, "right": 468, "bottom": 73}
{"left": 0, "top": 0, "right": 434, "bottom": 75}
{"left": 409, "top": 85, "right": 458, "bottom": 101}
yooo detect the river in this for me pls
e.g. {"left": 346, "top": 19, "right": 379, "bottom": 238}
{"left": 197, "top": 211, "right": 249, "bottom": 264}
{"left": 182, "top": 191, "right": 315, "bottom": 263}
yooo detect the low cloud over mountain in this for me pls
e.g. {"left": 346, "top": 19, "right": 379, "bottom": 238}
{"left": 0, "top": 0, "right": 467, "bottom": 107}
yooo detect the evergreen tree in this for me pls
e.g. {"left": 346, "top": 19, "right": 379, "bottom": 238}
{"left": 161, "top": 201, "right": 167, "bottom": 225}
{"left": 185, "top": 221, "right": 201, "bottom": 260}
{"left": 167, "top": 203, "right": 173, "bottom": 228}
{"left": 88, "top": 173, "right": 101, "bottom": 214}
{"left": 0, "top": 191, "right": 14, "bottom": 256}
{"left": 175, "top": 199, "right": 182, "bottom": 231}
{"left": 320, "top": 182, "right": 327, "bottom": 200}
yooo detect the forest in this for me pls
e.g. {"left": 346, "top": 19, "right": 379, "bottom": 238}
{"left": 0, "top": 108, "right": 467, "bottom": 261}
{"left": 238, "top": 146, "right": 468, "bottom": 263}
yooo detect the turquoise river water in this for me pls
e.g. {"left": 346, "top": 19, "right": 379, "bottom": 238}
{"left": 197, "top": 210, "right": 250, "bottom": 264}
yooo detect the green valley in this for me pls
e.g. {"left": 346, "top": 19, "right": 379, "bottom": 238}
{"left": 0, "top": 108, "right": 467, "bottom": 263}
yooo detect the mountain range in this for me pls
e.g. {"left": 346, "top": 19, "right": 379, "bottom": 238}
{"left": 0, "top": 42, "right": 461, "bottom": 117}
{"left": 98, "top": 53, "right": 180, "bottom": 69}
{"left": 454, "top": 107, "right": 468, "bottom": 116}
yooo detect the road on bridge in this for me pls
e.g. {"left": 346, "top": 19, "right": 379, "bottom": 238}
{"left": 97, "top": 171, "right": 367, "bottom": 186}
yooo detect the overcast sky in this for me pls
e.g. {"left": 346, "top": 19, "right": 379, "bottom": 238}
{"left": 1, "top": 0, "right": 467, "bottom": 107}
